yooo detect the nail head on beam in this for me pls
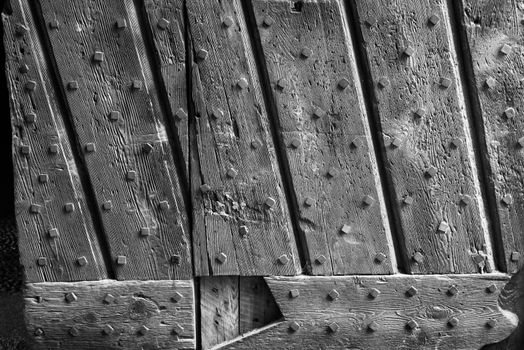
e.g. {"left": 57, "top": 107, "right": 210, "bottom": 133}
{"left": 278, "top": 254, "right": 290, "bottom": 265}
{"left": 288, "top": 321, "right": 300, "bottom": 332}
{"left": 406, "top": 286, "right": 418, "bottom": 297}
{"left": 171, "top": 291, "right": 184, "bottom": 303}
{"left": 157, "top": 18, "right": 170, "bottom": 30}
{"left": 447, "top": 317, "right": 459, "bottom": 327}
{"left": 216, "top": 252, "right": 227, "bottom": 264}
{"left": 65, "top": 292, "right": 77, "bottom": 303}
{"left": 412, "top": 252, "right": 424, "bottom": 264}
{"left": 327, "top": 289, "right": 339, "bottom": 301}
{"left": 289, "top": 289, "right": 300, "bottom": 298}
{"left": 374, "top": 252, "right": 386, "bottom": 263}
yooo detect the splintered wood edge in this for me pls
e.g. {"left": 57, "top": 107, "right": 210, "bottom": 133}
{"left": 217, "top": 274, "right": 517, "bottom": 350}
{"left": 24, "top": 279, "right": 195, "bottom": 349}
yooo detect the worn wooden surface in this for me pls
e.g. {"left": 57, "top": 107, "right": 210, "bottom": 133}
{"left": 188, "top": 0, "right": 300, "bottom": 276}
{"left": 251, "top": 0, "right": 395, "bottom": 275}
{"left": 25, "top": 279, "right": 195, "bottom": 350}
{"left": 456, "top": 0, "right": 524, "bottom": 273}
{"left": 5, "top": 0, "right": 107, "bottom": 282}
{"left": 37, "top": 0, "right": 191, "bottom": 280}
{"left": 220, "top": 274, "right": 517, "bottom": 350}
{"left": 352, "top": 0, "right": 492, "bottom": 274}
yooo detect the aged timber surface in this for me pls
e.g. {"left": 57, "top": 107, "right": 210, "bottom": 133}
{"left": 221, "top": 274, "right": 517, "bottom": 350}
{"left": 251, "top": 0, "right": 395, "bottom": 275}
{"left": 188, "top": 0, "right": 300, "bottom": 276}
{"left": 457, "top": 0, "right": 524, "bottom": 273}
{"left": 352, "top": 0, "right": 492, "bottom": 273}
{"left": 37, "top": 0, "right": 191, "bottom": 280}
{"left": 5, "top": 0, "right": 107, "bottom": 282}
{"left": 25, "top": 279, "right": 195, "bottom": 350}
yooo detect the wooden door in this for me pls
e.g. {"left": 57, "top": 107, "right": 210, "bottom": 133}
{"left": 1, "top": 0, "right": 522, "bottom": 349}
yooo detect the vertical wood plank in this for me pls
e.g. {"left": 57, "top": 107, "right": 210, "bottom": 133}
{"left": 188, "top": 0, "right": 301, "bottom": 276}
{"left": 457, "top": 0, "right": 524, "bottom": 273}
{"left": 4, "top": 0, "right": 107, "bottom": 282}
{"left": 351, "top": 0, "right": 492, "bottom": 273}
{"left": 251, "top": 0, "right": 396, "bottom": 275}
{"left": 239, "top": 277, "right": 281, "bottom": 334}
{"left": 37, "top": 0, "right": 191, "bottom": 280}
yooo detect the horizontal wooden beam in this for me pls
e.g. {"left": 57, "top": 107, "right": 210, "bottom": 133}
{"left": 219, "top": 274, "right": 517, "bottom": 350}
{"left": 24, "top": 280, "right": 195, "bottom": 350}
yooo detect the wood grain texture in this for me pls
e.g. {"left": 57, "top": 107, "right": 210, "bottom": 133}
{"left": 25, "top": 279, "right": 195, "bottom": 350}
{"left": 37, "top": 0, "right": 191, "bottom": 280}
{"left": 352, "top": 0, "right": 492, "bottom": 273}
{"left": 220, "top": 274, "right": 518, "bottom": 350}
{"left": 5, "top": 0, "right": 107, "bottom": 282}
{"left": 188, "top": 0, "right": 300, "bottom": 276}
{"left": 251, "top": 0, "right": 395, "bottom": 275}
{"left": 143, "top": 0, "right": 188, "bottom": 174}
{"left": 458, "top": 0, "right": 524, "bottom": 273}
{"left": 239, "top": 277, "right": 281, "bottom": 334}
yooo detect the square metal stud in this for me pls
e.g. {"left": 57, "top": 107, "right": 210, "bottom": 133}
{"left": 450, "top": 138, "right": 462, "bottom": 149}
{"left": 378, "top": 77, "right": 389, "bottom": 88}
{"left": 116, "top": 255, "right": 127, "bottom": 265}
{"left": 428, "top": 14, "right": 440, "bottom": 26}
{"left": 142, "top": 143, "right": 154, "bottom": 154}
{"left": 447, "top": 285, "right": 459, "bottom": 296}
{"left": 237, "top": 77, "right": 249, "bottom": 90}
{"left": 327, "top": 289, "right": 339, "bottom": 300}
{"left": 49, "top": 19, "right": 60, "bottom": 29}
{"left": 500, "top": 44, "right": 512, "bottom": 56}
{"left": 67, "top": 81, "right": 78, "bottom": 90}
{"left": 486, "top": 319, "right": 497, "bottom": 328}
{"left": 132, "top": 80, "right": 142, "bottom": 90}
{"left": 265, "top": 197, "right": 276, "bottom": 208}
{"left": 327, "top": 168, "right": 337, "bottom": 178}
{"left": 103, "top": 324, "right": 114, "bottom": 335}
{"left": 327, "top": 322, "right": 339, "bottom": 333}
{"left": 93, "top": 51, "right": 104, "bottom": 63}
{"left": 504, "top": 107, "right": 516, "bottom": 119}
{"left": 15, "top": 23, "right": 29, "bottom": 36}
{"left": 103, "top": 293, "right": 115, "bottom": 304}
{"left": 30, "top": 204, "right": 42, "bottom": 214}
{"left": 290, "top": 138, "right": 301, "bottom": 148}
{"left": 511, "top": 251, "right": 520, "bottom": 262}
{"left": 157, "top": 18, "right": 170, "bottom": 30}
{"left": 312, "top": 106, "right": 325, "bottom": 119}
{"left": 315, "top": 255, "right": 327, "bottom": 265}
{"left": 403, "top": 195, "right": 414, "bottom": 205}
{"left": 425, "top": 166, "right": 437, "bottom": 178}
{"left": 375, "top": 252, "right": 387, "bottom": 263}
{"left": 368, "top": 288, "right": 380, "bottom": 299}
{"left": 486, "top": 284, "right": 498, "bottom": 293}
{"left": 170, "top": 254, "right": 181, "bottom": 265}
{"left": 69, "top": 326, "right": 80, "bottom": 337}
{"left": 501, "top": 194, "right": 513, "bottom": 206}
{"left": 126, "top": 170, "right": 136, "bottom": 181}
{"left": 172, "top": 323, "right": 184, "bottom": 335}
{"left": 406, "top": 286, "right": 418, "bottom": 297}
{"left": 25, "top": 112, "right": 37, "bottom": 124}
{"left": 239, "top": 225, "right": 249, "bottom": 237}
{"left": 85, "top": 143, "right": 96, "bottom": 153}
{"left": 278, "top": 254, "right": 290, "bottom": 265}
{"left": 226, "top": 168, "right": 238, "bottom": 178}
{"left": 109, "top": 111, "right": 121, "bottom": 122}
{"left": 288, "top": 321, "right": 300, "bottom": 332}
{"left": 102, "top": 200, "right": 112, "bottom": 211}
{"left": 338, "top": 78, "right": 350, "bottom": 89}
{"left": 262, "top": 15, "right": 275, "bottom": 27}
{"left": 440, "top": 77, "right": 452, "bottom": 89}
{"left": 159, "top": 200, "right": 170, "bottom": 211}
{"left": 48, "top": 228, "right": 59, "bottom": 238}
{"left": 140, "top": 227, "right": 151, "bottom": 237}
{"left": 415, "top": 108, "right": 426, "bottom": 118}
{"left": 340, "top": 224, "right": 351, "bottom": 235}
{"left": 65, "top": 292, "right": 77, "bottom": 303}
{"left": 367, "top": 321, "right": 379, "bottom": 332}
{"left": 49, "top": 144, "right": 59, "bottom": 154}
{"left": 25, "top": 80, "right": 37, "bottom": 91}
{"left": 20, "top": 145, "right": 31, "bottom": 156}
{"left": 485, "top": 77, "right": 497, "bottom": 89}
{"left": 196, "top": 48, "right": 208, "bottom": 61}
{"left": 175, "top": 108, "right": 187, "bottom": 121}
{"left": 77, "top": 256, "right": 88, "bottom": 266}
{"left": 363, "top": 195, "right": 374, "bottom": 206}
{"left": 460, "top": 195, "right": 471, "bottom": 206}
{"left": 412, "top": 251, "right": 424, "bottom": 264}
{"left": 138, "top": 325, "right": 149, "bottom": 336}
{"left": 447, "top": 317, "right": 459, "bottom": 327}
{"left": 171, "top": 291, "right": 184, "bottom": 303}
{"left": 223, "top": 16, "right": 234, "bottom": 27}
{"left": 301, "top": 47, "right": 312, "bottom": 58}
{"left": 289, "top": 289, "right": 300, "bottom": 298}
{"left": 216, "top": 252, "right": 227, "bottom": 264}
{"left": 437, "top": 221, "right": 449, "bottom": 234}
{"left": 276, "top": 78, "right": 287, "bottom": 90}
{"left": 251, "top": 140, "right": 261, "bottom": 149}
{"left": 200, "top": 184, "right": 211, "bottom": 193}
{"left": 351, "top": 137, "right": 363, "bottom": 148}
{"left": 19, "top": 64, "right": 29, "bottom": 74}
{"left": 37, "top": 257, "right": 47, "bottom": 266}
{"left": 517, "top": 137, "right": 524, "bottom": 148}
{"left": 403, "top": 46, "right": 415, "bottom": 57}
{"left": 406, "top": 319, "right": 418, "bottom": 330}
{"left": 304, "top": 197, "right": 315, "bottom": 207}
{"left": 116, "top": 18, "right": 127, "bottom": 29}
{"left": 389, "top": 137, "right": 402, "bottom": 149}
{"left": 211, "top": 107, "right": 224, "bottom": 120}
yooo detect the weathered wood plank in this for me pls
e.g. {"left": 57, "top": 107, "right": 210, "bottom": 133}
{"left": 221, "top": 274, "right": 517, "bottom": 350}
{"left": 5, "top": 0, "right": 107, "bottom": 282}
{"left": 352, "top": 0, "right": 492, "bottom": 273}
{"left": 24, "top": 279, "right": 195, "bottom": 350}
{"left": 188, "top": 0, "right": 300, "bottom": 275}
{"left": 37, "top": 0, "right": 191, "bottom": 280}
{"left": 143, "top": 0, "right": 188, "bottom": 174}
{"left": 251, "top": 0, "right": 395, "bottom": 275}
{"left": 457, "top": 0, "right": 524, "bottom": 273}
{"left": 239, "top": 277, "right": 281, "bottom": 335}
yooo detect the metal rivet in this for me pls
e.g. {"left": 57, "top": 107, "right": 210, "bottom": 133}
{"left": 37, "top": 257, "right": 47, "bottom": 266}
{"left": 93, "top": 51, "right": 104, "bottom": 62}
{"left": 412, "top": 252, "right": 424, "bottom": 264}
{"left": 406, "top": 319, "right": 418, "bottom": 330}
{"left": 368, "top": 288, "right": 380, "bottom": 299}
{"left": 170, "top": 254, "right": 181, "bottom": 265}
{"left": 34, "top": 328, "right": 44, "bottom": 336}
{"left": 175, "top": 108, "right": 187, "bottom": 121}
{"left": 390, "top": 137, "right": 402, "bottom": 149}
{"left": 367, "top": 321, "right": 379, "bottom": 332}
{"left": 517, "top": 137, "right": 524, "bottom": 148}
{"left": 103, "top": 293, "right": 115, "bottom": 304}
{"left": 159, "top": 200, "right": 170, "bottom": 211}
{"left": 65, "top": 292, "right": 77, "bottom": 303}
{"left": 262, "top": 15, "right": 275, "bottom": 27}
{"left": 19, "top": 64, "right": 29, "bottom": 73}
{"left": 312, "top": 106, "right": 326, "bottom": 119}
{"left": 406, "top": 285, "right": 418, "bottom": 297}
{"left": 48, "top": 228, "right": 59, "bottom": 238}
{"left": 351, "top": 137, "right": 363, "bottom": 148}
{"left": 85, "top": 143, "right": 96, "bottom": 153}
{"left": 49, "top": 19, "right": 60, "bottom": 29}
{"left": 196, "top": 48, "right": 208, "bottom": 61}
{"left": 126, "top": 170, "right": 136, "bottom": 181}
{"left": 172, "top": 323, "right": 184, "bottom": 335}
{"left": 450, "top": 138, "right": 462, "bottom": 149}
{"left": 116, "top": 255, "right": 127, "bottom": 265}
{"left": 132, "top": 80, "right": 142, "bottom": 90}
{"left": 77, "top": 256, "right": 88, "bottom": 266}
{"left": 25, "top": 80, "right": 37, "bottom": 91}
{"left": 338, "top": 78, "right": 350, "bottom": 89}
{"left": 140, "top": 227, "right": 151, "bottom": 237}
{"left": 289, "top": 289, "right": 300, "bottom": 298}
{"left": 425, "top": 166, "right": 437, "bottom": 178}
{"left": 500, "top": 44, "right": 512, "bottom": 56}
{"left": 226, "top": 168, "right": 238, "bottom": 178}
{"left": 304, "top": 197, "right": 314, "bottom": 207}
{"left": 38, "top": 173, "right": 49, "bottom": 183}
{"left": 223, "top": 16, "right": 234, "bottom": 27}
{"left": 67, "top": 81, "right": 78, "bottom": 90}
{"left": 239, "top": 225, "right": 249, "bottom": 237}
{"left": 511, "top": 251, "right": 520, "bottom": 262}
{"left": 473, "top": 253, "right": 484, "bottom": 265}
{"left": 116, "top": 18, "right": 127, "bottom": 29}
{"left": 200, "top": 184, "right": 211, "bottom": 193}
{"left": 277, "top": 78, "right": 287, "bottom": 90}
{"left": 504, "top": 107, "right": 516, "bottom": 119}
{"left": 486, "top": 284, "right": 498, "bottom": 293}
{"left": 315, "top": 255, "right": 327, "bottom": 265}
{"left": 440, "top": 77, "right": 452, "bottom": 89}
{"left": 157, "top": 18, "right": 170, "bottom": 30}
{"left": 143, "top": 143, "right": 154, "bottom": 154}
{"left": 460, "top": 195, "right": 471, "bottom": 206}
{"left": 30, "top": 203, "right": 42, "bottom": 214}
{"left": 265, "top": 197, "right": 276, "bottom": 208}
{"left": 171, "top": 291, "right": 184, "bottom": 303}
{"left": 437, "top": 221, "right": 449, "bottom": 234}
{"left": 138, "top": 325, "right": 149, "bottom": 336}
{"left": 301, "top": 47, "right": 312, "bottom": 58}
{"left": 428, "top": 14, "right": 440, "bottom": 26}
{"left": 290, "top": 138, "right": 301, "bottom": 148}
{"left": 237, "top": 77, "right": 249, "bottom": 89}
{"left": 403, "top": 196, "right": 414, "bottom": 205}
{"left": 340, "top": 224, "right": 351, "bottom": 235}
{"left": 211, "top": 107, "right": 224, "bottom": 120}
{"left": 327, "top": 289, "right": 339, "bottom": 301}
{"left": 25, "top": 112, "right": 37, "bottom": 123}
{"left": 15, "top": 23, "right": 29, "bottom": 36}
{"left": 327, "top": 167, "right": 337, "bottom": 178}
{"left": 216, "top": 252, "right": 227, "bottom": 264}
{"left": 251, "top": 140, "right": 261, "bottom": 149}
{"left": 109, "top": 110, "right": 121, "bottom": 122}
{"left": 103, "top": 324, "right": 114, "bottom": 335}
{"left": 288, "top": 321, "right": 300, "bottom": 332}
{"left": 278, "top": 254, "right": 290, "bottom": 265}
{"left": 64, "top": 202, "right": 75, "bottom": 213}
{"left": 415, "top": 108, "right": 426, "bottom": 118}
{"left": 69, "top": 326, "right": 80, "bottom": 337}
{"left": 375, "top": 252, "right": 386, "bottom": 263}
{"left": 49, "top": 144, "right": 59, "bottom": 154}
{"left": 486, "top": 318, "right": 497, "bottom": 328}
{"left": 501, "top": 194, "right": 513, "bottom": 206}
{"left": 378, "top": 77, "right": 389, "bottom": 88}
{"left": 485, "top": 77, "right": 497, "bottom": 89}
{"left": 363, "top": 195, "right": 374, "bottom": 207}
{"left": 403, "top": 46, "right": 415, "bottom": 57}
{"left": 448, "top": 317, "right": 459, "bottom": 327}
{"left": 447, "top": 285, "right": 459, "bottom": 296}
{"left": 19, "top": 145, "right": 31, "bottom": 156}
{"left": 327, "top": 322, "right": 339, "bottom": 333}
{"left": 102, "top": 200, "right": 112, "bottom": 211}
